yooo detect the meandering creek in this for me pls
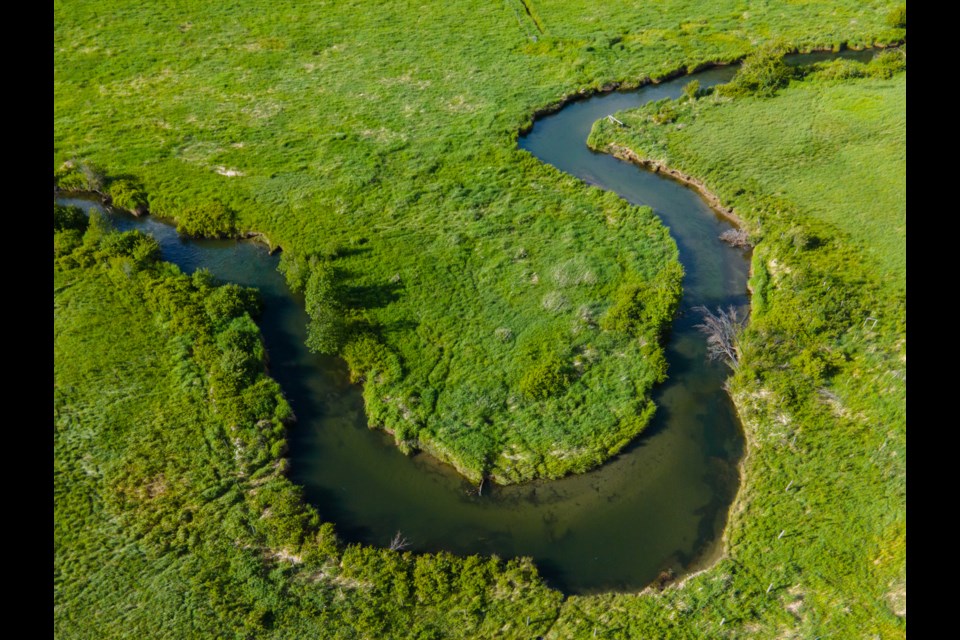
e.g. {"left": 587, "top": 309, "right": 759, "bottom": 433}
{"left": 57, "top": 48, "right": 875, "bottom": 594}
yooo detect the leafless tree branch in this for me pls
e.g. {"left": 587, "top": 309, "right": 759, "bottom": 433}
{"left": 694, "top": 305, "right": 745, "bottom": 369}
{"left": 388, "top": 530, "right": 410, "bottom": 551}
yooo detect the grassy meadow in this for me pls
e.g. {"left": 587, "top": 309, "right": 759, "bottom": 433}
{"left": 55, "top": 0, "right": 904, "bottom": 481}
{"left": 55, "top": 1, "right": 906, "bottom": 637}
{"left": 573, "top": 51, "right": 905, "bottom": 637}
{"left": 55, "top": 207, "right": 563, "bottom": 637}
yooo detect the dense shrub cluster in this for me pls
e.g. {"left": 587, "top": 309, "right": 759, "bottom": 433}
{"left": 173, "top": 200, "right": 237, "bottom": 238}
{"left": 519, "top": 353, "right": 570, "bottom": 400}
{"left": 106, "top": 178, "right": 149, "bottom": 214}
{"left": 807, "top": 47, "right": 906, "bottom": 82}
{"left": 600, "top": 262, "right": 683, "bottom": 340}
{"left": 719, "top": 41, "right": 795, "bottom": 97}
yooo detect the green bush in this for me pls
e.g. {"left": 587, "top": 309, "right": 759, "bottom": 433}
{"left": 175, "top": 201, "right": 236, "bottom": 238}
{"left": 343, "top": 334, "right": 402, "bottom": 384}
{"left": 886, "top": 4, "right": 906, "bottom": 28}
{"left": 277, "top": 251, "right": 311, "bottom": 293}
{"left": 601, "top": 264, "right": 682, "bottom": 339}
{"left": 54, "top": 162, "right": 86, "bottom": 191}
{"left": 652, "top": 100, "right": 678, "bottom": 124}
{"left": 96, "top": 229, "right": 161, "bottom": 266}
{"left": 54, "top": 229, "right": 84, "bottom": 259}
{"left": 54, "top": 204, "right": 88, "bottom": 232}
{"left": 82, "top": 209, "right": 113, "bottom": 247}
{"left": 205, "top": 282, "right": 262, "bottom": 326}
{"left": 305, "top": 305, "right": 345, "bottom": 354}
{"left": 721, "top": 41, "right": 795, "bottom": 97}
{"left": 216, "top": 315, "right": 266, "bottom": 363}
{"left": 107, "top": 179, "right": 148, "bottom": 213}
{"left": 519, "top": 354, "right": 570, "bottom": 400}
{"left": 218, "top": 347, "right": 259, "bottom": 388}
{"left": 810, "top": 59, "right": 868, "bottom": 82}
{"left": 303, "top": 262, "right": 347, "bottom": 354}
{"left": 868, "top": 48, "right": 906, "bottom": 79}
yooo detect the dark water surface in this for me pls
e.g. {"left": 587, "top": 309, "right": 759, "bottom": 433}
{"left": 56, "top": 47, "right": 875, "bottom": 594}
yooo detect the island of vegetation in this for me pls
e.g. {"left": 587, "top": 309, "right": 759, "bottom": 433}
{"left": 55, "top": 1, "right": 905, "bottom": 637}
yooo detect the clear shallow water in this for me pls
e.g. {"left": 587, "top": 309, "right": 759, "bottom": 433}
{"left": 55, "top": 46, "right": 876, "bottom": 595}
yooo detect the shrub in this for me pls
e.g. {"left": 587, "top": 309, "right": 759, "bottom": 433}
{"left": 277, "top": 251, "right": 310, "bottom": 293}
{"left": 304, "top": 262, "right": 347, "bottom": 354}
{"left": 721, "top": 41, "right": 795, "bottom": 97}
{"left": 54, "top": 159, "right": 105, "bottom": 192}
{"left": 54, "top": 229, "right": 84, "bottom": 259}
{"left": 54, "top": 162, "right": 86, "bottom": 191}
{"left": 96, "top": 229, "right": 161, "bottom": 266}
{"left": 601, "top": 264, "right": 682, "bottom": 339}
{"left": 342, "top": 334, "right": 402, "bottom": 384}
{"left": 652, "top": 100, "right": 678, "bottom": 124}
{"left": 811, "top": 59, "right": 868, "bottom": 82}
{"left": 886, "top": 5, "right": 906, "bottom": 29}
{"left": 868, "top": 48, "right": 906, "bottom": 79}
{"left": 216, "top": 315, "right": 266, "bottom": 363}
{"left": 205, "top": 283, "right": 262, "bottom": 326}
{"left": 175, "top": 201, "right": 236, "bottom": 238}
{"left": 107, "top": 179, "right": 148, "bottom": 213}
{"left": 54, "top": 204, "right": 88, "bottom": 232}
{"left": 218, "top": 347, "right": 259, "bottom": 388}
{"left": 519, "top": 354, "right": 570, "bottom": 400}
{"left": 306, "top": 306, "right": 346, "bottom": 355}
{"left": 82, "top": 209, "right": 113, "bottom": 246}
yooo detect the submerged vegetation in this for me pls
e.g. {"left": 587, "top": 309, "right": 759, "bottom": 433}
{"left": 582, "top": 51, "right": 905, "bottom": 636}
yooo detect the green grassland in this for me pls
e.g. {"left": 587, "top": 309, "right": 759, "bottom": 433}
{"left": 55, "top": 0, "right": 904, "bottom": 482}
{"left": 570, "top": 52, "right": 905, "bottom": 637}
{"left": 55, "top": 2, "right": 907, "bottom": 637}
{"left": 55, "top": 208, "right": 563, "bottom": 638}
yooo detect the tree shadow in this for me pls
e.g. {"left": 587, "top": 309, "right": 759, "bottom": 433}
{"left": 342, "top": 280, "right": 403, "bottom": 310}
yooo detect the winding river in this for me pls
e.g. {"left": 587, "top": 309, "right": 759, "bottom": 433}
{"left": 57, "top": 48, "right": 875, "bottom": 594}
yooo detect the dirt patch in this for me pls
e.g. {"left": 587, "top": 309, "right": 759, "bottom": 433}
{"left": 886, "top": 580, "right": 906, "bottom": 617}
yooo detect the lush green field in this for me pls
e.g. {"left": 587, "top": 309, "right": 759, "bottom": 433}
{"left": 591, "top": 49, "right": 906, "bottom": 290}
{"left": 55, "top": 1, "right": 906, "bottom": 637}
{"left": 569, "top": 52, "right": 905, "bottom": 637}
{"left": 55, "top": 0, "right": 904, "bottom": 481}
{"left": 55, "top": 208, "right": 563, "bottom": 638}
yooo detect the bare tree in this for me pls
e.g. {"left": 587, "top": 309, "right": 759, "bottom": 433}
{"left": 694, "top": 305, "right": 745, "bottom": 369}
{"left": 719, "top": 228, "right": 750, "bottom": 248}
{"left": 388, "top": 531, "right": 410, "bottom": 551}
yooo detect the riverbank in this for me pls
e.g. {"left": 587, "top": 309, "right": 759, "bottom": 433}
{"left": 550, "top": 50, "right": 905, "bottom": 637}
